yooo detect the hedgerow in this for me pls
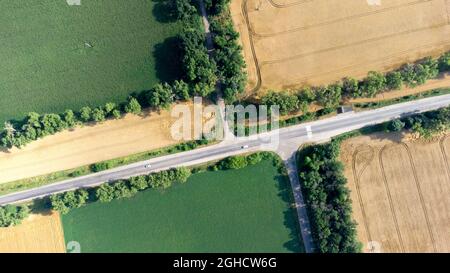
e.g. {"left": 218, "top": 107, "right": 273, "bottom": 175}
{"left": 297, "top": 142, "right": 362, "bottom": 253}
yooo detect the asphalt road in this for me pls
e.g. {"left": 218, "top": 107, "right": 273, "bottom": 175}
{"left": 0, "top": 94, "right": 449, "bottom": 205}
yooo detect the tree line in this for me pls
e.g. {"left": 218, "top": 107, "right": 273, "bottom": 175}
{"left": 297, "top": 142, "right": 362, "bottom": 253}
{"left": 261, "top": 52, "right": 450, "bottom": 114}
{"left": 50, "top": 167, "right": 192, "bottom": 214}
{"left": 208, "top": 0, "right": 247, "bottom": 103}
{"left": 387, "top": 105, "right": 450, "bottom": 138}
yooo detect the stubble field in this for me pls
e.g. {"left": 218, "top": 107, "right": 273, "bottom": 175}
{"left": 230, "top": 0, "right": 450, "bottom": 94}
{"left": 340, "top": 133, "right": 450, "bottom": 253}
{"left": 0, "top": 212, "right": 65, "bottom": 253}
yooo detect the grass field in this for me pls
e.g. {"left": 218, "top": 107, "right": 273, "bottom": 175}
{"left": 61, "top": 159, "right": 302, "bottom": 253}
{"left": 231, "top": 0, "right": 450, "bottom": 93}
{"left": 340, "top": 133, "right": 450, "bottom": 252}
{"left": 0, "top": 0, "right": 182, "bottom": 125}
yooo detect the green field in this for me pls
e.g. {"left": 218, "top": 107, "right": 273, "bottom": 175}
{"left": 0, "top": 0, "right": 182, "bottom": 125}
{"left": 61, "top": 159, "right": 303, "bottom": 253}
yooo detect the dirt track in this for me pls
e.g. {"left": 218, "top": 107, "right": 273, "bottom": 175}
{"left": 231, "top": 0, "right": 450, "bottom": 94}
{"left": 340, "top": 133, "right": 450, "bottom": 253}
{"left": 0, "top": 212, "right": 65, "bottom": 253}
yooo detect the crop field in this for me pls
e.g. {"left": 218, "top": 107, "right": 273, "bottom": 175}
{"left": 0, "top": 0, "right": 182, "bottom": 125}
{"left": 230, "top": 0, "right": 450, "bottom": 94}
{"left": 61, "top": 159, "right": 303, "bottom": 252}
{"left": 0, "top": 212, "right": 65, "bottom": 253}
{"left": 340, "top": 133, "right": 450, "bottom": 253}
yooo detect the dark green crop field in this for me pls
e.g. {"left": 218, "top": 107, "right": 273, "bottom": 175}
{"left": 0, "top": 0, "right": 182, "bottom": 125}
{"left": 61, "top": 159, "right": 303, "bottom": 253}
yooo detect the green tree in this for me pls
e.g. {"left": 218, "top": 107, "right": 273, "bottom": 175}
{"left": 124, "top": 97, "right": 142, "bottom": 115}
{"left": 92, "top": 108, "right": 106, "bottom": 122}
{"left": 0, "top": 205, "right": 30, "bottom": 227}
{"left": 104, "top": 102, "right": 117, "bottom": 116}
{"left": 148, "top": 83, "right": 174, "bottom": 109}
{"left": 389, "top": 119, "right": 406, "bottom": 132}
{"left": 360, "top": 71, "right": 386, "bottom": 97}
{"left": 172, "top": 80, "right": 191, "bottom": 101}
{"left": 386, "top": 71, "right": 403, "bottom": 90}
{"left": 262, "top": 91, "right": 299, "bottom": 115}
{"left": 63, "top": 110, "right": 77, "bottom": 128}
{"left": 95, "top": 184, "right": 115, "bottom": 203}
{"left": 79, "top": 106, "right": 92, "bottom": 122}
{"left": 342, "top": 77, "right": 360, "bottom": 98}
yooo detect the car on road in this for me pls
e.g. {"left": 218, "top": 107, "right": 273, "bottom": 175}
{"left": 241, "top": 145, "right": 249, "bottom": 149}
{"left": 144, "top": 164, "right": 152, "bottom": 169}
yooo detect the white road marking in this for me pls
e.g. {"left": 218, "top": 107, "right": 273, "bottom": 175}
{"left": 306, "top": 126, "right": 313, "bottom": 139}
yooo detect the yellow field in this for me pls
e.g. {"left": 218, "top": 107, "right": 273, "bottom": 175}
{"left": 340, "top": 133, "right": 450, "bottom": 253}
{"left": 0, "top": 212, "right": 65, "bottom": 253}
{"left": 230, "top": 0, "right": 450, "bottom": 94}
{"left": 0, "top": 102, "right": 199, "bottom": 184}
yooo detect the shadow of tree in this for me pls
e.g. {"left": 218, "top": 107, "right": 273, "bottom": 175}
{"left": 152, "top": 36, "right": 183, "bottom": 83}
{"left": 152, "top": 0, "right": 177, "bottom": 23}
{"left": 274, "top": 173, "right": 304, "bottom": 253}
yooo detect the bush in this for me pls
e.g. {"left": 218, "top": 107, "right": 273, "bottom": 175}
{"left": 124, "top": 97, "right": 142, "bottom": 115}
{"left": 219, "top": 155, "right": 248, "bottom": 170}
{"left": 0, "top": 205, "right": 30, "bottom": 227}
{"left": 90, "top": 162, "right": 113, "bottom": 172}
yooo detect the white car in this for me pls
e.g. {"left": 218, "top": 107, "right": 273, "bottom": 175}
{"left": 241, "top": 145, "right": 249, "bottom": 149}
{"left": 144, "top": 164, "right": 152, "bottom": 168}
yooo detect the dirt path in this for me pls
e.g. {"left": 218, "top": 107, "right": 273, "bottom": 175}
{"left": 0, "top": 105, "right": 192, "bottom": 184}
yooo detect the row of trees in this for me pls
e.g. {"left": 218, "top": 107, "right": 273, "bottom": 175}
{"left": 0, "top": 77, "right": 198, "bottom": 149}
{"left": 0, "top": 204, "right": 30, "bottom": 227}
{"left": 261, "top": 52, "right": 450, "bottom": 114}
{"left": 50, "top": 167, "right": 192, "bottom": 214}
{"left": 50, "top": 189, "right": 89, "bottom": 215}
{"left": 209, "top": 2, "right": 247, "bottom": 103}
{"left": 0, "top": 96, "right": 142, "bottom": 149}
{"left": 297, "top": 142, "right": 362, "bottom": 253}
{"left": 176, "top": 0, "right": 217, "bottom": 97}
{"left": 387, "top": 105, "right": 450, "bottom": 138}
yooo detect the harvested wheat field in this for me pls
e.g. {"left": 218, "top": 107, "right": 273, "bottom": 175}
{"left": 0, "top": 212, "right": 65, "bottom": 253}
{"left": 0, "top": 103, "right": 202, "bottom": 184}
{"left": 340, "top": 133, "right": 450, "bottom": 253}
{"left": 230, "top": 0, "right": 450, "bottom": 93}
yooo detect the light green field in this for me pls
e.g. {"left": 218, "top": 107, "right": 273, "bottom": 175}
{"left": 61, "top": 159, "right": 303, "bottom": 253}
{"left": 0, "top": 0, "right": 182, "bottom": 125}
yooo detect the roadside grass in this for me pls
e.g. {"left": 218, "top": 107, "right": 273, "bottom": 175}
{"left": 61, "top": 158, "right": 303, "bottom": 253}
{"left": 352, "top": 88, "right": 450, "bottom": 110}
{"left": 0, "top": 140, "right": 211, "bottom": 197}
{"left": 0, "top": 0, "right": 182, "bottom": 125}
